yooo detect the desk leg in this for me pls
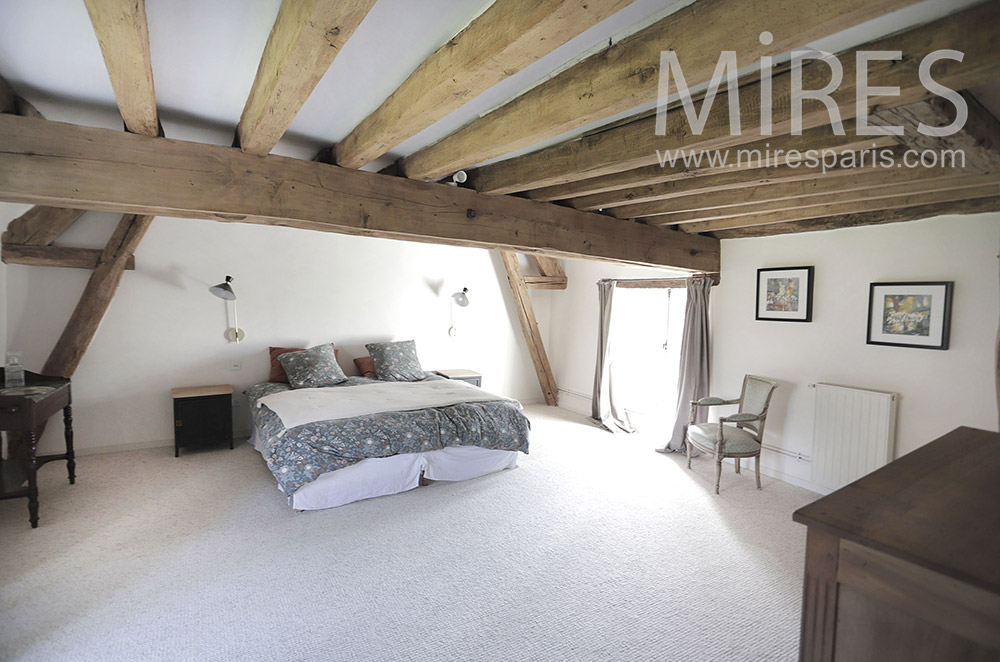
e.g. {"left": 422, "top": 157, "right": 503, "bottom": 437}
{"left": 63, "top": 405, "right": 75, "bottom": 485}
{"left": 25, "top": 430, "right": 39, "bottom": 528}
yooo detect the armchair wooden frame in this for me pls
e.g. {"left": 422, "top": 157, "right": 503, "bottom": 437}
{"left": 685, "top": 375, "right": 778, "bottom": 494}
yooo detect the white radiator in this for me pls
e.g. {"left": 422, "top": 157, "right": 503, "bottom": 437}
{"left": 810, "top": 383, "right": 897, "bottom": 492}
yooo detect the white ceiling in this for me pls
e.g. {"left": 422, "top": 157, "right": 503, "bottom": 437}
{"left": 0, "top": 0, "right": 992, "bottom": 173}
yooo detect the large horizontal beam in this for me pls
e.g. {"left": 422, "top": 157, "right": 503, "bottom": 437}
{"left": 237, "top": 0, "right": 376, "bottom": 155}
{"left": 2, "top": 243, "right": 136, "bottom": 270}
{"left": 83, "top": 0, "right": 159, "bottom": 136}
{"left": 677, "top": 181, "right": 1000, "bottom": 233}
{"left": 467, "top": 2, "right": 1000, "bottom": 195}
{"left": 397, "top": 0, "right": 921, "bottom": 182}
{"left": 709, "top": 196, "right": 1000, "bottom": 239}
{"left": 524, "top": 126, "right": 895, "bottom": 202}
{"left": 0, "top": 114, "right": 718, "bottom": 272}
{"left": 335, "top": 0, "right": 636, "bottom": 169}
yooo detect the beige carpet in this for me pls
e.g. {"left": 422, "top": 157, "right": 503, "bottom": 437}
{"left": 0, "top": 405, "right": 818, "bottom": 661}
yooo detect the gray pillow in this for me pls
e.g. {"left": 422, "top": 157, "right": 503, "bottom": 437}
{"left": 276, "top": 344, "right": 347, "bottom": 389}
{"left": 365, "top": 340, "right": 426, "bottom": 381}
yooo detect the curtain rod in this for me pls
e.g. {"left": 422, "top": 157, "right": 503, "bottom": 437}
{"left": 597, "top": 274, "right": 720, "bottom": 288}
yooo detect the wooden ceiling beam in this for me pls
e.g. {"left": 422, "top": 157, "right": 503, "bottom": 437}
{"left": 83, "top": 0, "right": 159, "bottom": 136}
{"left": 674, "top": 181, "right": 1000, "bottom": 233}
{"left": 2, "top": 243, "right": 136, "bottom": 271}
{"left": 708, "top": 196, "right": 1000, "bottom": 239}
{"left": 567, "top": 136, "right": 900, "bottom": 211}
{"left": 466, "top": 3, "right": 1000, "bottom": 195}
{"left": 0, "top": 74, "right": 89, "bottom": 247}
{"left": 0, "top": 114, "right": 718, "bottom": 272}
{"left": 236, "top": 0, "right": 376, "bottom": 155}
{"left": 613, "top": 160, "right": 978, "bottom": 220}
{"left": 528, "top": 126, "right": 895, "bottom": 203}
{"left": 397, "top": 0, "right": 921, "bottom": 182}
{"left": 334, "top": 0, "right": 637, "bottom": 169}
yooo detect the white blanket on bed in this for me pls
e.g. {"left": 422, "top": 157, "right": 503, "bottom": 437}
{"left": 257, "top": 379, "right": 522, "bottom": 430}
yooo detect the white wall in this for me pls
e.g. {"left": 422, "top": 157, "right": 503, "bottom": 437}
{"left": 2, "top": 204, "right": 548, "bottom": 455}
{"left": 711, "top": 215, "right": 999, "bottom": 491}
{"left": 549, "top": 259, "right": 687, "bottom": 416}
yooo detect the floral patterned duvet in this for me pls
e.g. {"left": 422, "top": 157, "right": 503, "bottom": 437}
{"left": 245, "top": 376, "right": 530, "bottom": 498}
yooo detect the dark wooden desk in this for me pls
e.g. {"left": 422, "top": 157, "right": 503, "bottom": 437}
{"left": 0, "top": 369, "right": 74, "bottom": 528}
{"left": 793, "top": 426, "right": 1000, "bottom": 662}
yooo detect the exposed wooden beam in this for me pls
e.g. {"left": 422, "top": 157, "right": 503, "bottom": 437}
{"left": 237, "top": 0, "right": 376, "bottom": 155}
{"left": 42, "top": 214, "right": 153, "bottom": 378}
{"left": 499, "top": 251, "right": 558, "bottom": 406}
{"left": 677, "top": 182, "right": 1000, "bottom": 233}
{"left": 335, "top": 0, "right": 635, "bottom": 169}
{"left": 0, "top": 75, "right": 16, "bottom": 114}
{"left": 530, "top": 255, "right": 565, "bottom": 279}
{"left": 0, "top": 114, "right": 718, "bottom": 272}
{"left": 467, "top": 3, "right": 1000, "bottom": 195}
{"left": 524, "top": 275, "right": 567, "bottom": 290}
{"left": 0, "top": 74, "right": 89, "bottom": 247}
{"left": 524, "top": 128, "right": 897, "bottom": 202}
{"left": 872, "top": 92, "right": 1000, "bottom": 172}
{"left": 616, "top": 163, "right": 981, "bottom": 220}
{"left": 2, "top": 243, "right": 135, "bottom": 270}
{"left": 83, "top": 0, "right": 159, "bottom": 136}
{"left": 397, "top": 0, "right": 922, "bottom": 182}
{"left": 1, "top": 207, "right": 88, "bottom": 246}
{"left": 570, "top": 146, "right": 908, "bottom": 212}
{"left": 708, "top": 196, "right": 1000, "bottom": 239}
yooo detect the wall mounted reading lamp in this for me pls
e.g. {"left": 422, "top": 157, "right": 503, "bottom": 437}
{"left": 209, "top": 275, "right": 245, "bottom": 343}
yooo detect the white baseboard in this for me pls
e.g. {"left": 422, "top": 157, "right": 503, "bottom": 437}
{"left": 74, "top": 434, "right": 252, "bottom": 457}
{"left": 758, "top": 463, "right": 828, "bottom": 495}
{"left": 557, "top": 388, "right": 591, "bottom": 417}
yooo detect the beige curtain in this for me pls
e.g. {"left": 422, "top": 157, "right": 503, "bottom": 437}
{"left": 663, "top": 276, "right": 712, "bottom": 452}
{"left": 592, "top": 279, "right": 635, "bottom": 433}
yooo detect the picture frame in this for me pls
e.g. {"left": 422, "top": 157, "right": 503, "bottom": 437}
{"left": 756, "top": 266, "right": 814, "bottom": 322}
{"left": 866, "top": 281, "right": 953, "bottom": 350}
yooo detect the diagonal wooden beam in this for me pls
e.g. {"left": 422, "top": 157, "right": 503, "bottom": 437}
{"left": 499, "top": 251, "right": 558, "bottom": 406}
{"left": 2, "top": 243, "right": 136, "bottom": 270}
{"left": 2, "top": 206, "right": 87, "bottom": 246}
{"left": 83, "top": 0, "right": 159, "bottom": 136}
{"left": 0, "top": 75, "right": 16, "bottom": 114}
{"left": 523, "top": 128, "right": 897, "bottom": 202}
{"left": 613, "top": 161, "right": 979, "bottom": 220}
{"left": 708, "top": 196, "right": 1000, "bottom": 239}
{"left": 42, "top": 214, "right": 154, "bottom": 377}
{"left": 335, "top": 0, "right": 637, "bottom": 169}
{"left": 676, "top": 181, "right": 1000, "bottom": 233}
{"left": 466, "top": 3, "right": 1000, "bottom": 195}
{"left": 237, "top": 0, "right": 376, "bottom": 155}
{"left": 397, "top": 0, "right": 923, "bottom": 182}
{"left": 0, "top": 114, "right": 719, "bottom": 272}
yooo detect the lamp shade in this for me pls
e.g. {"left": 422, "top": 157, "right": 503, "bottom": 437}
{"left": 209, "top": 275, "right": 236, "bottom": 300}
{"left": 452, "top": 287, "right": 469, "bottom": 307}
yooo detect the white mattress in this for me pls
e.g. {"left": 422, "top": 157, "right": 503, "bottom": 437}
{"left": 250, "top": 427, "right": 519, "bottom": 511}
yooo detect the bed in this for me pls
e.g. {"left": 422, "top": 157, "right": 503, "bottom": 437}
{"left": 246, "top": 374, "right": 530, "bottom": 510}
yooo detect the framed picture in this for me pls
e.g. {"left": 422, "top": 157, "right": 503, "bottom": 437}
{"left": 867, "top": 281, "right": 953, "bottom": 350}
{"left": 756, "top": 266, "right": 814, "bottom": 322}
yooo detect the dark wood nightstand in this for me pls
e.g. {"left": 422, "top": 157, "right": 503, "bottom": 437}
{"left": 171, "top": 385, "right": 233, "bottom": 457}
{"left": 434, "top": 369, "right": 482, "bottom": 387}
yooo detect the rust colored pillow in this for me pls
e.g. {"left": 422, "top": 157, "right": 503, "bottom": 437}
{"left": 354, "top": 355, "right": 376, "bottom": 378}
{"left": 269, "top": 347, "right": 305, "bottom": 383}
